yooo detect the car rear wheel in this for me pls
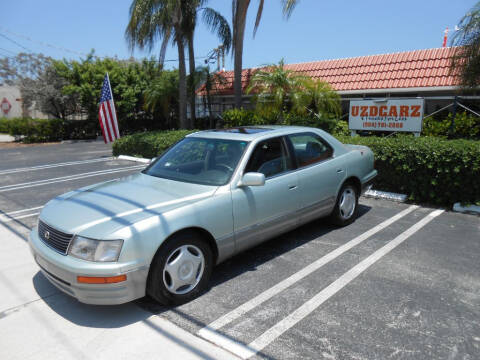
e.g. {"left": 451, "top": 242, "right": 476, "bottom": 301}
{"left": 147, "top": 232, "right": 213, "bottom": 305}
{"left": 330, "top": 183, "right": 358, "bottom": 226}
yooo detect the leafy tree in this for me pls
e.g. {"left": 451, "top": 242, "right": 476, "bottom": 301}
{"left": 232, "top": 0, "right": 299, "bottom": 108}
{"left": 144, "top": 69, "right": 179, "bottom": 129}
{"left": 53, "top": 54, "right": 176, "bottom": 133}
{"left": 451, "top": 1, "right": 480, "bottom": 87}
{"left": 0, "top": 53, "right": 78, "bottom": 119}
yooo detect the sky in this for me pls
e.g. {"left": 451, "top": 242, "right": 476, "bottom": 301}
{"left": 0, "top": 0, "right": 476, "bottom": 71}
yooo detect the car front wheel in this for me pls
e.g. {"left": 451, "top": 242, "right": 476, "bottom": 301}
{"left": 147, "top": 232, "right": 213, "bottom": 305}
{"left": 330, "top": 183, "right": 358, "bottom": 226}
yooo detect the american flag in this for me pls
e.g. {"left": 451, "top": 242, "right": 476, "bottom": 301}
{"left": 98, "top": 73, "right": 120, "bottom": 143}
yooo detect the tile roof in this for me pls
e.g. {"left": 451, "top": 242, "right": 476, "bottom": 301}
{"left": 198, "top": 47, "right": 459, "bottom": 96}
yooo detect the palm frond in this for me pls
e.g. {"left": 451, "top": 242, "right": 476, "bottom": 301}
{"left": 202, "top": 7, "right": 232, "bottom": 52}
{"left": 281, "top": 0, "right": 299, "bottom": 18}
{"left": 253, "top": 0, "right": 264, "bottom": 36}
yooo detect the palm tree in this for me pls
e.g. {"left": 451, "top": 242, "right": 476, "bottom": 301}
{"left": 126, "top": 0, "right": 231, "bottom": 129}
{"left": 247, "top": 59, "right": 340, "bottom": 122}
{"left": 232, "top": 0, "right": 299, "bottom": 108}
{"left": 126, "top": 0, "right": 189, "bottom": 129}
{"left": 247, "top": 59, "right": 309, "bottom": 115}
{"left": 182, "top": 1, "right": 231, "bottom": 128}
{"left": 451, "top": 2, "right": 480, "bottom": 87}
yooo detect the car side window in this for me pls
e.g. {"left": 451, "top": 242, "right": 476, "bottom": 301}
{"left": 288, "top": 132, "right": 333, "bottom": 167}
{"left": 245, "top": 137, "right": 293, "bottom": 178}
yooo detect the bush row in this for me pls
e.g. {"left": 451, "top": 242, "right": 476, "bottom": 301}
{"left": 112, "top": 129, "right": 196, "bottom": 159}
{"left": 113, "top": 129, "right": 480, "bottom": 207}
{"left": 335, "top": 135, "right": 480, "bottom": 206}
{"left": 221, "top": 108, "right": 350, "bottom": 136}
{"left": 0, "top": 117, "right": 98, "bottom": 142}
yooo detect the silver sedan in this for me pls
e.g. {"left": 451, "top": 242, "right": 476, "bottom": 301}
{"left": 29, "top": 126, "right": 377, "bottom": 305}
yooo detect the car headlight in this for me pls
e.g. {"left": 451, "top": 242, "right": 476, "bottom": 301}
{"left": 68, "top": 236, "right": 123, "bottom": 262}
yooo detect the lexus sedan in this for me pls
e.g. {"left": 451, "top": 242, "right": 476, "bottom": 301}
{"left": 29, "top": 126, "right": 377, "bottom": 305}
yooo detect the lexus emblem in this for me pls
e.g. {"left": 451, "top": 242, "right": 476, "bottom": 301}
{"left": 44, "top": 231, "right": 50, "bottom": 240}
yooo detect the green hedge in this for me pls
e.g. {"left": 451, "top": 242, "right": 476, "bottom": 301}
{"left": 0, "top": 117, "right": 98, "bottom": 142}
{"left": 221, "top": 108, "right": 350, "bottom": 135}
{"left": 336, "top": 135, "right": 480, "bottom": 206}
{"left": 7, "top": 118, "right": 65, "bottom": 143}
{"left": 112, "top": 130, "right": 196, "bottom": 158}
{"left": 423, "top": 112, "right": 480, "bottom": 139}
{"left": 112, "top": 130, "right": 480, "bottom": 206}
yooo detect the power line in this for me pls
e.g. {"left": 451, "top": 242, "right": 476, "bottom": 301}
{"left": 0, "top": 47, "right": 17, "bottom": 55}
{"left": 0, "top": 26, "right": 210, "bottom": 64}
{"left": 0, "top": 33, "right": 32, "bottom": 53}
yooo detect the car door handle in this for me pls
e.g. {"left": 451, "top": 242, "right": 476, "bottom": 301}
{"left": 336, "top": 169, "right": 344, "bottom": 173}
{"left": 288, "top": 185, "right": 297, "bottom": 190}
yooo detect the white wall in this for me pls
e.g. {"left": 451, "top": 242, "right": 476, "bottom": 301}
{"left": 0, "top": 85, "right": 49, "bottom": 119}
{"left": 0, "top": 85, "right": 23, "bottom": 118}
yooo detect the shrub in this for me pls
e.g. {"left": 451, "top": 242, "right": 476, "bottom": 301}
{"left": 423, "top": 112, "right": 480, "bottom": 139}
{"left": 222, "top": 108, "right": 266, "bottom": 127}
{"left": 0, "top": 118, "right": 10, "bottom": 133}
{"left": 221, "top": 108, "right": 349, "bottom": 135}
{"left": 7, "top": 118, "right": 65, "bottom": 143}
{"left": 112, "top": 130, "right": 197, "bottom": 158}
{"left": 113, "top": 129, "right": 480, "bottom": 207}
{"left": 63, "top": 120, "right": 98, "bottom": 140}
{"left": 336, "top": 134, "right": 480, "bottom": 206}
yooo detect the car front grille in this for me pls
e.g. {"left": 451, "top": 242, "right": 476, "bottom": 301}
{"left": 38, "top": 220, "right": 73, "bottom": 254}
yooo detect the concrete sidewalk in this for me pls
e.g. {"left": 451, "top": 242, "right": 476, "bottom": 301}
{"left": 0, "top": 224, "right": 238, "bottom": 360}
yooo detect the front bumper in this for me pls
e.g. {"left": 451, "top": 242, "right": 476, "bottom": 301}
{"left": 29, "top": 228, "right": 149, "bottom": 305}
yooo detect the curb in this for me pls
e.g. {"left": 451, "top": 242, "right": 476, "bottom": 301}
{"left": 452, "top": 203, "right": 480, "bottom": 215}
{"left": 117, "top": 155, "right": 151, "bottom": 164}
{"left": 363, "top": 189, "right": 407, "bottom": 202}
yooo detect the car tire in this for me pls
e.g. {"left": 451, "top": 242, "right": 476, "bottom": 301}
{"left": 147, "top": 232, "right": 213, "bottom": 305}
{"left": 330, "top": 183, "right": 359, "bottom": 226}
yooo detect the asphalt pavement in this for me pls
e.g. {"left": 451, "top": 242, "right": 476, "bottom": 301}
{"left": 0, "top": 140, "right": 479, "bottom": 360}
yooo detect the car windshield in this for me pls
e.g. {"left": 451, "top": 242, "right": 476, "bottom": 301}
{"left": 143, "top": 137, "right": 249, "bottom": 186}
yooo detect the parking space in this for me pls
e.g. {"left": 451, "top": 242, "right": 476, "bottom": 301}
{"left": 0, "top": 141, "right": 479, "bottom": 360}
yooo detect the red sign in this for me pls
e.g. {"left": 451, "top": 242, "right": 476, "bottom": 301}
{"left": 1, "top": 98, "right": 12, "bottom": 115}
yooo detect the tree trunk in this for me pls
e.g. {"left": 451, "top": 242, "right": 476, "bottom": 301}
{"left": 233, "top": 0, "right": 250, "bottom": 108}
{"left": 187, "top": 33, "right": 196, "bottom": 129}
{"left": 177, "top": 37, "right": 188, "bottom": 129}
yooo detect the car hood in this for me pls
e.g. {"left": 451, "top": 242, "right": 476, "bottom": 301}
{"left": 40, "top": 173, "right": 217, "bottom": 238}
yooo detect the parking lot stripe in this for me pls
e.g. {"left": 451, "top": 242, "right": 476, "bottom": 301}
{"left": 0, "top": 212, "right": 40, "bottom": 223}
{"left": 235, "top": 209, "right": 444, "bottom": 359}
{"left": 0, "top": 165, "right": 144, "bottom": 193}
{"left": 0, "top": 157, "right": 114, "bottom": 175}
{"left": 198, "top": 205, "right": 418, "bottom": 344}
{"left": 2, "top": 206, "right": 43, "bottom": 215}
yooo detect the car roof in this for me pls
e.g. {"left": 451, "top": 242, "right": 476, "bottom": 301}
{"left": 187, "top": 125, "right": 317, "bottom": 142}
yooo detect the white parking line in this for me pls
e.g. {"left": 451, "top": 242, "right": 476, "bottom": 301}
{"left": 198, "top": 205, "right": 418, "bottom": 345}
{"left": 0, "top": 165, "right": 144, "bottom": 193}
{"left": 0, "top": 157, "right": 114, "bottom": 175}
{"left": 2, "top": 206, "right": 43, "bottom": 215}
{"left": 0, "top": 206, "right": 44, "bottom": 223}
{"left": 227, "top": 209, "right": 444, "bottom": 359}
{"left": 0, "top": 212, "right": 40, "bottom": 223}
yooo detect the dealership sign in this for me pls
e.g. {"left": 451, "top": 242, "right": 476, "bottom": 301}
{"left": 349, "top": 98, "right": 424, "bottom": 133}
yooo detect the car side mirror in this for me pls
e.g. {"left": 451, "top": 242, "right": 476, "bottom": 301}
{"left": 239, "top": 172, "right": 265, "bottom": 187}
